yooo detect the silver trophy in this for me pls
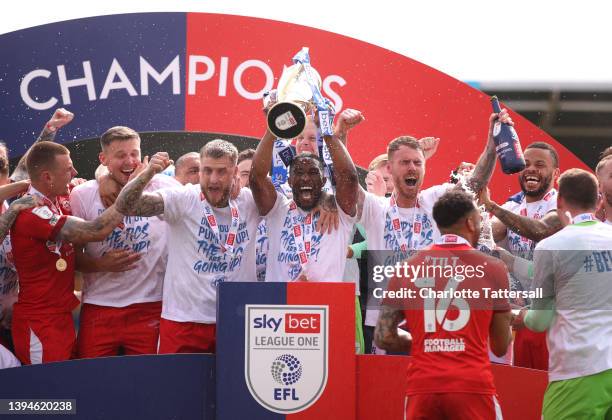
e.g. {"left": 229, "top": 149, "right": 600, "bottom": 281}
{"left": 267, "top": 47, "right": 322, "bottom": 139}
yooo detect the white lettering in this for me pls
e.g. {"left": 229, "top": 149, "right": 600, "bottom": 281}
{"left": 57, "top": 61, "right": 96, "bottom": 105}
{"left": 100, "top": 58, "right": 138, "bottom": 99}
{"left": 323, "top": 75, "right": 346, "bottom": 113}
{"left": 140, "top": 55, "right": 180, "bottom": 95}
{"left": 218, "top": 56, "right": 229, "bottom": 96}
{"left": 233, "top": 59, "right": 274, "bottom": 100}
{"left": 20, "top": 69, "right": 58, "bottom": 110}
{"left": 188, "top": 55, "right": 215, "bottom": 95}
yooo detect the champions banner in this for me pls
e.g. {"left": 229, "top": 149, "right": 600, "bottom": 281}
{"left": 217, "top": 282, "right": 355, "bottom": 420}
{"left": 0, "top": 12, "right": 588, "bottom": 199}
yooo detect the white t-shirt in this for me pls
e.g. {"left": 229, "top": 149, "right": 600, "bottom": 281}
{"left": 501, "top": 189, "right": 557, "bottom": 258}
{"left": 605, "top": 219, "right": 612, "bottom": 226}
{"left": 70, "top": 175, "right": 179, "bottom": 307}
{"left": 0, "top": 344, "right": 20, "bottom": 369}
{"left": 158, "top": 185, "right": 260, "bottom": 323}
{"left": 359, "top": 185, "right": 449, "bottom": 327}
{"left": 264, "top": 192, "right": 356, "bottom": 282}
{"left": 360, "top": 184, "right": 450, "bottom": 254}
{"left": 255, "top": 220, "right": 268, "bottom": 282}
{"left": 533, "top": 220, "right": 612, "bottom": 381}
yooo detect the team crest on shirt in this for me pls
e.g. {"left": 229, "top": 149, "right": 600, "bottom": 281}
{"left": 245, "top": 305, "right": 328, "bottom": 414}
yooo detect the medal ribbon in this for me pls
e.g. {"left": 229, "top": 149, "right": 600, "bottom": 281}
{"left": 388, "top": 193, "right": 422, "bottom": 252}
{"left": 288, "top": 201, "right": 315, "bottom": 269}
{"left": 200, "top": 193, "right": 240, "bottom": 255}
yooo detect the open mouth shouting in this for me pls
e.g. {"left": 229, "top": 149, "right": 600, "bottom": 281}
{"left": 404, "top": 176, "right": 418, "bottom": 187}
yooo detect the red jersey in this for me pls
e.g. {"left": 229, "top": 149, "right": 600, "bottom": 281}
{"left": 385, "top": 235, "right": 510, "bottom": 395}
{"left": 10, "top": 193, "right": 78, "bottom": 316}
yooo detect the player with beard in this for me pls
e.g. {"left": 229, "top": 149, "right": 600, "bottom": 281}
{"left": 69, "top": 126, "right": 179, "bottom": 359}
{"left": 480, "top": 142, "right": 560, "bottom": 370}
{"left": 376, "top": 190, "right": 512, "bottom": 419}
{"left": 357, "top": 111, "right": 507, "bottom": 354}
{"left": 250, "top": 108, "right": 363, "bottom": 282}
{"left": 595, "top": 154, "right": 612, "bottom": 225}
{"left": 115, "top": 141, "right": 260, "bottom": 353}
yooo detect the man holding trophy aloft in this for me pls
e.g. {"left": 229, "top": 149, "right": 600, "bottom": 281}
{"left": 250, "top": 47, "right": 364, "bottom": 283}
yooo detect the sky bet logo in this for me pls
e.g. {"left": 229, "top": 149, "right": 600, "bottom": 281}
{"left": 253, "top": 313, "right": 321, "bottom": 334}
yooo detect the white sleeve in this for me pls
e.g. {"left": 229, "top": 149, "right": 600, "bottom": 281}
{"left": 156, "top": 185, "right": 191, "bottom": 224}
{"left": 358, "top": 191, "right": 385, "bottom": 225}
{"left": 532, "top": 241, "right": 555, "bottom": 297}
{"left": 69, "top": 185, "right": 88, "bottom": 219}
{"left": 420, "top": 183, "right": 453, "bottom": 209}
{"left": 264, "top": 191, "right": 287, "bottom": 221}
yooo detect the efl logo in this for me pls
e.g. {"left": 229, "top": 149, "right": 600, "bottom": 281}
{"left": 231, "top": 207, "right": 238, "bottom": 218}
{"left": 299, "top": 251, "right": 308, "bottom": 265}
{"left": 226, "top": 233, "right": 235, "bottom": 246}
{"left": 392, "top": 219, "right": 400, "bottom": 230}
{"left": 413, "top": 222, "right": 421, "bottom": 234}
{"left": 207, "top": 215, "right": 217, "bottom": 227}
{"left": 245, "top": 305, "right": 328, "bottom": 414}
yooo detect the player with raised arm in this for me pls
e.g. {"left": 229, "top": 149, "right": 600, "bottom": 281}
{"left": 249, "top": 108, "right": 362, "bottom": 282}
{"left": 114, "top": 141, "right": 260, "bottom": 353}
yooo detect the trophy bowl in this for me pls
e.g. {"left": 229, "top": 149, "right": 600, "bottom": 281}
{"left": 267, "top": 62, "right": 322, "bottom": 139}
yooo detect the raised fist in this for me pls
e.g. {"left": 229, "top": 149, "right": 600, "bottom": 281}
{"left": 47, "top": 108, "right": 74, "bottom": 131}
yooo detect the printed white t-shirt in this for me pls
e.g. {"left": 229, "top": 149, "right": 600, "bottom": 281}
{"left": 501, "top": 189, "right": 558, "bottom": 258}
{"left": 158, "top": 185, "right": 260, "bottom": 323}
{"left": 264, "top": 192, "right": 356, "bottom": 282}
{"left": 359, "top": 185, "right": 450, "bottom": 328}
{"left": 70, "top": 175, "right": 179, "bottom": 307}
{"left": 533, "top": 220, "right": 612, "bottom": 381}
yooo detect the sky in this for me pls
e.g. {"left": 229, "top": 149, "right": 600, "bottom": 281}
{"left": 2, "top": 0, "right": 611, "bottom": 86}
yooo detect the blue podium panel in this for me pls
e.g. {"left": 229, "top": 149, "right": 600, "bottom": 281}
{"left": 217, "top": 282, "right": 287, "bottom": 420}
{"left": 0, "top": 354, "right": 215, "bottom": 420}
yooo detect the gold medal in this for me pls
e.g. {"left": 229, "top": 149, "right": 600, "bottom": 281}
{"left": 56, "top": 257, "right": 67, "bottom": 272}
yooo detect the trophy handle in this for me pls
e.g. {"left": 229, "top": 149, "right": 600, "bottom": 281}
{"left": 267, "top": 101, "right": 307, "bottom": 139}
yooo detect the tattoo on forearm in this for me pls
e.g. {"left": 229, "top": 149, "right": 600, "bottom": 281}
{"left": 37, "top": 126, "right": 57, "bottom": 143}
{"left": 58, "top": 207, "right": 124, "bottom": 243}
{"left": 374, "top": 305, "right": 409, "bottom": 353}
{"left": 493, "top": 206, "right": 562, "bottom": 242}
{"left": 467, "top": 142, "right": 496, "bottom": 193}
{"left": 115, "top": 171, "right": 163, "bottom": 216}
{"left": 0, "top": 196, "right": 39, "bottom": 240}
{"left": 0, "top": 208, "right": 20, "bottom": 242}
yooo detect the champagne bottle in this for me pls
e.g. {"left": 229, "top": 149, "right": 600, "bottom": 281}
{"left": 491, "top": 96, "right": 526, "bottom": 174}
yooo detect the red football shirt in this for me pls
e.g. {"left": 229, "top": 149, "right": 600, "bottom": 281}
{"left": 10, "top": 194, "right": 78, "bottom": 316}
{"left": 385, "top": 237, "right": 511, "bottom": 395}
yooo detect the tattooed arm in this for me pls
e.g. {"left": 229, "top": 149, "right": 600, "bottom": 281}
{"left": 115, "top": 152, "right": 171, "bottom": 217}
{"left": 464, "top": 109, "right": 514, "bottom": 194}
{"left": 374, "top": 305, "right": 411, "bottom": 354}
{"left": 10, "top": 108, "right": 75, "bottom": 181}
{"left": 0, "top": 195, "right": 42, "bottom": 241}
{"left": 479, "top": 188, "right": 562, "bottom": 242}
{"left": 489, "top": 206, "right": 562, "bottom": 242}
{"left": 55, "top": 205, "right": 124, "bottom": 244}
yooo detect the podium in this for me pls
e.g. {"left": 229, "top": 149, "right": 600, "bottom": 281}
{"left": 0, "top": 282, "right": 547, "bottom": 419}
